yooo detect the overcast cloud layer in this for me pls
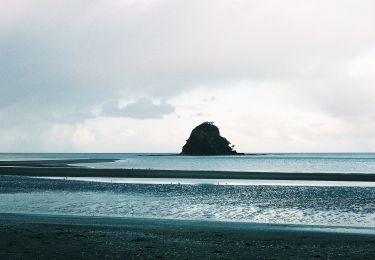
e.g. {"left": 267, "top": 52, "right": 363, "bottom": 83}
{"left": 1, "top": 0, "right": 375, "bottom": 152}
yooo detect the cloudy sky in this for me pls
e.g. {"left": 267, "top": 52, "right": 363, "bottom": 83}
{"left": 1, "top": 0, "right": 375, "bottom": 152}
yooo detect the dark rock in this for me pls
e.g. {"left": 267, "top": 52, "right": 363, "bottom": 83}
{"left": 181, "top": 122, "right": 243, "bottom": 155}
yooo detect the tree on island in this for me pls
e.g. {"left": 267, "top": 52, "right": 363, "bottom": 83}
{"left": 181, "top": 122, "right": 242, "bottom": 155}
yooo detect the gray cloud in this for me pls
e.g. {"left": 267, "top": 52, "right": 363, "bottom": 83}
{"left": 1, "top": 0, "right": 375, "bottom": 151}
{"left": 102, "top": 98, "right": 175, "bottom": 119}
{"left": 1, "top": 0, "right": 374, "bottom": 112}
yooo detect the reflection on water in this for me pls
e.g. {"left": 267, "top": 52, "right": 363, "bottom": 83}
{"left": 37, "top": 176, "right": 375, "bottom": 187}
{"left": 0, "top": 176, "right": 374, "bottom": 228}
{"left": 77, "top": 153, "right": 375, "bottom": 173}
{"left": 2, "top": 153, "right": 375, "bottom": 173}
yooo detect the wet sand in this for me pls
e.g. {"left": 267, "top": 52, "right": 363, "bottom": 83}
{"left": 1, "top": 213, "right": 375, "bottom": 259}
{"left": 0, "top": 158, "right": 375, "bottom": 182}
{"left": 0, "top": 158, "right": 117, "bottom": 167}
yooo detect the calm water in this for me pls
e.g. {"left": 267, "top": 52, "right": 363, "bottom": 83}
{"left": 1, "top": 153, "right": 375, "bottom": 173}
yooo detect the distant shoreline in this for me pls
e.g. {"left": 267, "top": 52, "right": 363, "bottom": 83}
{"left": 140, "top": 153, "right": 264, "bottom": 156}
{"left": 0, "top": 158, "right": 375, "bottom": 182}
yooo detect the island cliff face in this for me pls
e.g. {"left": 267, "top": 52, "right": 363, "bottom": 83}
{"left": 181, "top": 122, "right": 242, "bottom": 155}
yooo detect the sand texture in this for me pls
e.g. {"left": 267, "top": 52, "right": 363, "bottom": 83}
{"left": 1, "top": 213, "right": 375, "bottom": 259}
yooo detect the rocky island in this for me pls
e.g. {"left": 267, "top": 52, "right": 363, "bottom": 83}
{"left": 181, "top": 122, "right": 243, "bottom": 155}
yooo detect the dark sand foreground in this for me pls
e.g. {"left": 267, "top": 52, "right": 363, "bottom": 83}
{"left": 1, "top": 158, "right": 375, "bottom": 182}
{"left": 1, "top": 213, "right": 375, "bottom": 259}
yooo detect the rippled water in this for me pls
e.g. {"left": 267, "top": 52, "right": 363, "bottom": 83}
{"left": 2, "top": 154, "right": 375, "bottom": 229}
{"left": 0, "top": 176, "right": 374, "bottom": 228}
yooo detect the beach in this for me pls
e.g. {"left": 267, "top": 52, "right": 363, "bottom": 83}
{"left": 1, "top": 157, "right": 375, "bottom": 259}
{"left": 1, "top": 213, "right": 375, "bottom": 259}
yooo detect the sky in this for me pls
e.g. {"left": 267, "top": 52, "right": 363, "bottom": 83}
{"left": 1, "top": 0, "right": 375, "bottom": 153}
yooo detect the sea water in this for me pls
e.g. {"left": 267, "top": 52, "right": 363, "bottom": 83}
{"left": 0, "top": 176, "right": 374, "bottom": 230}
{"left": 1, "top": 153, "right": 375, "bottom": 230}
{"left": 1, "top": 153, "right": 375, "bottom": 173}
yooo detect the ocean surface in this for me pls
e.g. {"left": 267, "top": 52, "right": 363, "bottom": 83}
{"left": 1, "top": 153, "right": 375, "bottom": 231}
{"left": 0, "top": 175, "right": 375, "bottom": 230}
{"left": 1, "top": 152, "right": 375, "bottom": 173}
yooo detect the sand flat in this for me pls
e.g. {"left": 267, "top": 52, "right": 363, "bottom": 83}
{"left": 1, "top": 165, "right": 375, "bottom": 182}
{"left": 0, "top": 213, "right": 375, "bottom": 259}
{"left": 1, "top": 158, "right": 375, "bottom": 182}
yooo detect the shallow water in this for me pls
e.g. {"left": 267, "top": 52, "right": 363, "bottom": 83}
{"left": 38, "top": 176, "right": 375, "bottom": 187}
{"left": 1, "top": 154, "right": 375, "bottom": 230}
{"left": 90, "top": 153, "right": 375, "bottom": 173}
{"left": 2, "top": 153, "right": 375, "bottom": 173}
{"left": 0, "top": 176, "right": 374, "bottom": 228}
